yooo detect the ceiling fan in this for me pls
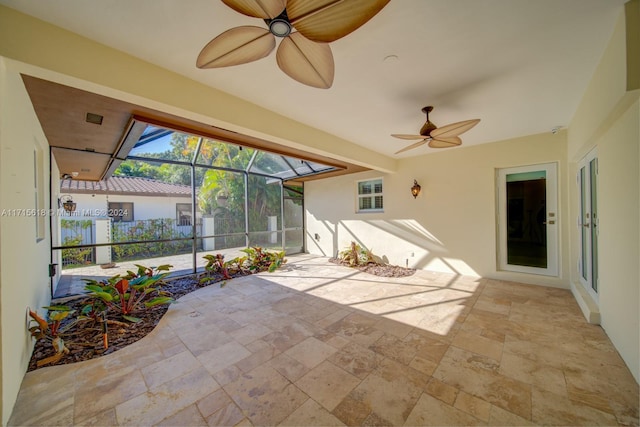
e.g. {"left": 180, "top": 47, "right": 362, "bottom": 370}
{"left": 196, "top": 0, "right": 390, "bottom": 89}
{"left": 392, "top": 106, "right": 480, "bottom": 154}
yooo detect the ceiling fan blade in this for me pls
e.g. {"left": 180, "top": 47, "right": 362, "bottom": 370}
{"left": 395, "top": 139, "right": 428, "bottom": 154}
{"left": 276, "top": 32, "right": 334, "bottom": 88}
{"left": 287, "top": 0, "right": 390, "bottom": 43}
{"left": 196, "top": 26, "right": 275, "bottom": 69}
{"left": 428, "top": 136, "right": 462, "bottom": 149}
{"left": 430, "top": 119, "right": 480, "bottom": 139}
{"left": 391, "top": 134, "right": 426, "bottom": 140}
{"left": 221, "top": 0, "right": 286, "bottom": 19}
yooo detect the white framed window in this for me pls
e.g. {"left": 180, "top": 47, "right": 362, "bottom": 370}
{"left": 108, "top": 202, "right": 134, "bottom": 222}
{"left": 176, "top": 203, "right": 192, "bottom": 226}
{"left": 357, "top": 178, "right": 383, "bottom": 213}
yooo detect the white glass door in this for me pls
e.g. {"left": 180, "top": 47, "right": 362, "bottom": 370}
{"left": 498, "top": 163, "right": 558, "bottom": 276}
{"left": 578, "top": 149, "right": 598, "bottom": 297}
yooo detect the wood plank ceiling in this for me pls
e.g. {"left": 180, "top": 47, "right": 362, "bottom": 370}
{"left": 21, "top": 74, "right": 366, "bottom": 182}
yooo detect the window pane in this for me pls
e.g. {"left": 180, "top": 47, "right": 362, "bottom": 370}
{"left": 195, "top": 167, "right": 246, "bottom": 244}
{"left": 108, "top": 202, "right": 134, "bottom": 222}
{"left": 359, "top": 182, "right": 372, "bottom": 194}
{"left": 284, "top": 156, "right": 313, "bottom": 176}
{"left": 129, "top": 128, "right": 197, "bottom": 163}
{"left": 284, "top": 185, "right": 303, "bottom": 199}
{"left": 247, "top": 174, "right": 282, "bottom": 244}
{"left": 196, "top": 139, "right": 253, "bottom": 170}
{"left": 359, "top": 197, "right": 372, "bottom": 210}
{"left": 505, "top": 173, "right": 547, "bottom": 268}
{"left": 374, "top": 195, "right": 383, "bottom": 209}
{"left": 250, "top": 152, "right": 293, "bottom": 177}
{"left": 374, "top": 181, "right": 382, "bottom": 193}
{"left": 284, "top": 197, "right": 303, "bottom": 228}
{"left": 176, "top": 203, "right": 192, "bottom": 226}
{"left": 306, "top": 161, "right": 335, "bottom": 173}
{"left": 128, "top": 125, "right": 173, "bottom": 157}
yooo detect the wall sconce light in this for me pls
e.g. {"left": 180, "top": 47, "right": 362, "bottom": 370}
{"left": 411, "top": 180, "right": 421, "bottom": 199}
{"left": 59, "top": 195, "right": 76, "bottom": 213}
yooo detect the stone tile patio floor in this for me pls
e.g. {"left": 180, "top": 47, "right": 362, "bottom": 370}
{"left": 10, "top": 254, "right": 639, "bottom": 426}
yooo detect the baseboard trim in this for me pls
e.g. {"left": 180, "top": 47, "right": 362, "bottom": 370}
{"left": 571, "top": 281, "right": 601, "bottom": 324}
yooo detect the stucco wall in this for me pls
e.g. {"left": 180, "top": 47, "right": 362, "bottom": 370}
{"left": 306, "top": 131, "right": 569, "bottom": 289}
{"left": 66, "top": 193, "right": 194, "bottom": 223}
{"left": 0, "top": 57, "right": 53, "bottom": 424}
{"left": 567, "top": 8, "right": 639, "bottom": 382}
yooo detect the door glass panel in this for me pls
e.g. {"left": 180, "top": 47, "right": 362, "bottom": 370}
{"left": 589, "top": 158, "right": 598, "bottom": 292}
{"left": 578, "top": 150, "right": 598, "bottom": 297}
{"left": 505, "top": 171, "right": 547, "bottom": 268}
{"left": 498, "top": 163, "right": 558, "bottom": 276}
{"left": 580, "top": 166, "right": 589, "bottom": 281}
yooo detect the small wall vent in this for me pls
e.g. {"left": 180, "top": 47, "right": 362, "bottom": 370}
{"left": 86, "top": 112, "right": 103, "bottom": 125}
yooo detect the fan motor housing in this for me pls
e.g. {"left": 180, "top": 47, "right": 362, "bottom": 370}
{"left": 420, "top": 120, "right": 437, "bottom": 136}
{"left": 420, "top": 106, "right": 436, "bottom": 136}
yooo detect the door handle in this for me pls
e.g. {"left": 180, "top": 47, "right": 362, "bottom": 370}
{"left": 583, "top": 223, "right": 590, "bottom": 227}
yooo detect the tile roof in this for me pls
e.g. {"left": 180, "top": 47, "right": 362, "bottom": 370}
{"left": 61, "top": 176, "right": 191, "bottom": 197}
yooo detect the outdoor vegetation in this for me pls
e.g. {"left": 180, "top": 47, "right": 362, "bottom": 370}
{"left": 110, "top": 219, "right": 193, "bottom": 261}
{"left": 331, "top": 241, "right": 416, "bottom": 278}
{"left": 115, "top": 133, "right": 284, "bottom": 231}
{"left": 60, "top": 133, "right": 298, "bottom": 268}
{"left": 28, "top": 249, "right": 287, "bottom": 370}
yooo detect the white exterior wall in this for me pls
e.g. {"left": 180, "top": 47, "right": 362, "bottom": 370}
{"left": 64, "top": 193, "right": 194, "bottom": 222}
{"left": 566, "top": 10, "right": 639, "bottom": 382}
{"left": 0, "top": 58, "right": 53, "bottom": 424}
{"left": 306, "top": 131, "right": 569, "bottom": 289}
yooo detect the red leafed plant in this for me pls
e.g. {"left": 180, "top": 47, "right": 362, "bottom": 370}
{"left": 84, "top": 264, "right": 174, "bottom": 323}
{"left": 28, "top": 306, "right": 74, "bottom": 367}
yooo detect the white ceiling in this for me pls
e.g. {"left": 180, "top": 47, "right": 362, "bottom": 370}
{"left": 0, "top": 0, "right": 626, "bottom": 158}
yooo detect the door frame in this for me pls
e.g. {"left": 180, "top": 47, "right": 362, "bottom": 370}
{"left": 497, "top": 162, "right": 559, "bottom": 276}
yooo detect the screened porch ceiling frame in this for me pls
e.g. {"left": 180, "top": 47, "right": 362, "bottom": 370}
{"left": 110, "top": 115, "right": 339, "bottom": 181}
{"left": 21, "top": 74, "right": 368, "bottom": 182}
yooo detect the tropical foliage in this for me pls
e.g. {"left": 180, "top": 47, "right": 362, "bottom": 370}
{"left": 111, "top": 219, "right": 193, "bottom": 261}
{"left": 61, "top": 219, "right": 93, "bottom": 267}
{"left": 83, "top": 264, "right": 174, "bottom": 323}
{"left": 199, "top": 248, "right": 286, "bottom": 287}
{"left": 114, "top": 133, "right": 283, "bottom": 232}
{"left": 337, "top": 241, "right": 382, "bottom": 267}
{"left": 241, "top": 246, "right": 287, "bottom": 273}
{"left": 28, "top": 305, "right": 75, "bottom": 367}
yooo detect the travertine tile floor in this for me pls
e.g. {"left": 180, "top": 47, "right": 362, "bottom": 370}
{"left": 10, "top": 254, "right": 639, "bottom": 426}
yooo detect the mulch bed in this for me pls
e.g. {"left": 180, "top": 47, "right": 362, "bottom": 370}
{"left": 27, "top": 260, "right": 413, "bottom": 371}
{"left": 26, "top": 272, "right": 237, "bottom": 372}
{"left": 329, "top": 258, "right": 416, "bottom": 277}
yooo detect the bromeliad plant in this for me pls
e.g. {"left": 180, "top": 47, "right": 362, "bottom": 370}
{"left": 83, "top": 264, "right": 174, "bottom": 323}
{"left": 201, "top": 254, "right": 233, "bottom": 284}
{"left": 199, "top": 254, "right": 252, "bottom": 287}
{"left": 241, "top": 247, "right": 287, "bottom": 273}
{"left": 28, "top": 305, "right": 75, "bottom": 367}
{"left": 199, "top": 248, "right": 286, "bottom": 287}
{"left": 338, "top": 241, "right": 380, "bottom": 267}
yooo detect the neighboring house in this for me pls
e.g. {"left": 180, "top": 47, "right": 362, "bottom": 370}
{"left": 57, "top": 176, "right": 201, "bottom": 267}
{"left": 60, "top": 176, "right": 197, "bottom": 224}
